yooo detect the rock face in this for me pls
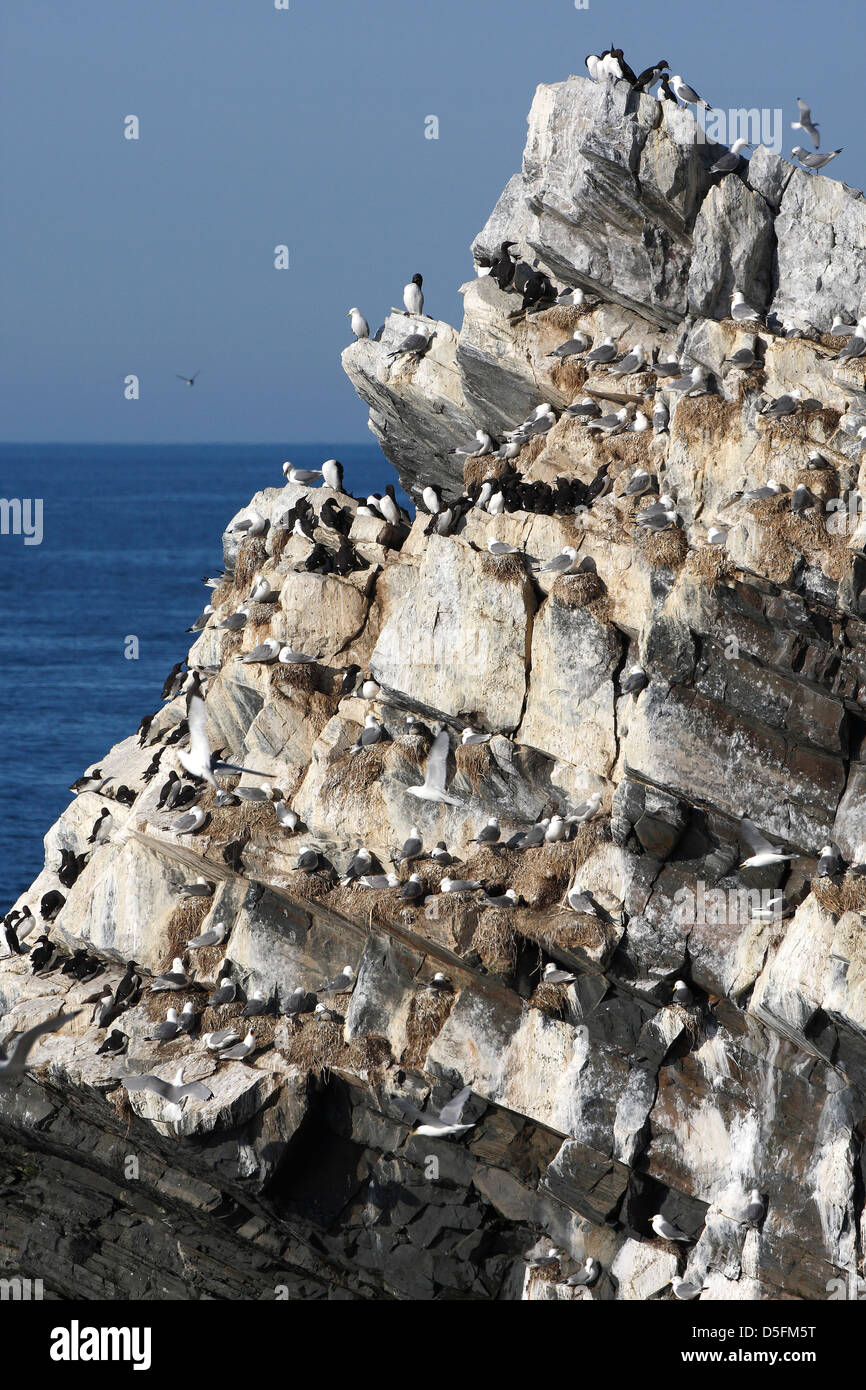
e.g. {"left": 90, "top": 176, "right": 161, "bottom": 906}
{"left": 5, "top": 71, "right": 866, "bottom": 1302}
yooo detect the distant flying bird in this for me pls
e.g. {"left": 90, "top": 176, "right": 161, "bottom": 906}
{"left": 0, "top": 1009, "right": 81, "bottom": 1081}
{"left": 791, "top": 98, "right": 820, "bottom": 150}
{"left": 176, "top": 372, "right": 200, "bottom": 387}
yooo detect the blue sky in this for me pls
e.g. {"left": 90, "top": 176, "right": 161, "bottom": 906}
{"left": 1, "top": 0, "right": 862, "bottom": 443}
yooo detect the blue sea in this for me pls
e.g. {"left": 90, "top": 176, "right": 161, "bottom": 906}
{"left": 0, "top": 442, "right": 403, "bottom": 906}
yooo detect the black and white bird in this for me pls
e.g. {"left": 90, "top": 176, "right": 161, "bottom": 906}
{"left": 321, "top": 458, "right": 344, "bottom": 491}
{"left": 816, "top": 843, "right": 842, "bottom": 878}
{"left": 403, "top": 273, "right": 424, "bottom": 316}
{"left": 113, "top": 960, "right": 142, "bottom": 1009}
{"left": 69, "top": 768, "right": 108, "bottom": 795}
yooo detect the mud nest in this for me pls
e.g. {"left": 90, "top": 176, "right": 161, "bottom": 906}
{"left": 161, "top": 899, "right": 212, "bottom": 964}
{"left": 471, "top": 909, "right": 521, "bottom": 975}
{"left": 232, "top": 537, "right": 270, "bottom": 591}
{"left": 686, "top": 546, "right": 736, "bottom": 588}
{"left": 463, "top": 454, "right": 509, "bottom": 490}
{"left": 551, "top": 570, "right": 608, "bottom": 612}
{"left": 637, "top": 526, "right": 689, "bottom": 571}
{"left": 744, "top": 495, "right": 851, "bottom": 584}
{"left": 761, "top": 405, "right": 841, "bottom": 443}
{"left": 509, "top": 826, "right": 608, "bottom": 912}
{"left": 401, "top": 987, "right": 456, "bottom": 1069}
{"left": 521, "top": 908, "right": 611, "bottom": 960}
{"left": 813, "top": 874, "right": 866, "bottom": 914}
{"left": 286, "top": 867, "right": 337, "bottom": 902}
{"left": 205, "top": 800, "right": 276, "bottom": 848}
{"left": 674, "top": 392, "right": 744, "bottom": 445}
{"left": 267, "top": 662, "right": 321, "bottom": 696}
{"left": 454, "top": 741, "right": 495, "bottom": 788}
{"left": 480, "top": 552, "right": 531, "bottom": 586}
{"left": 344, "top": 1033, "right": 392, "bottom": 1081}
{"left": 529, "top": 979, "right": 570, "bottom": 1019}
{"left": 220, "top": 629, "right": 244, "bottom": 662}
{"left": 269, "top": 527, "right": 294, "bottom": 562}
{"left": 322, "top": 741, "right": 391, "bottom": 798}
{"left": 549, "top": 358, "right": 587, "bottom": 397}
{"left": 282, "top": 1018, "right": 346, "bottom": 1074}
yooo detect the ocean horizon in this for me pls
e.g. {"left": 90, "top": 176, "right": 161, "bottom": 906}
{"left": 0, "top": 441, "right": 404, "bottom": 905}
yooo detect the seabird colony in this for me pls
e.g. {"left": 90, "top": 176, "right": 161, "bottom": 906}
{"left": 1, "top": 45, "right": 855, "bottom": 1294}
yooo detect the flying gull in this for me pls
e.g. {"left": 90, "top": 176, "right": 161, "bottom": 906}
{"left": 391, "top": 1082, "right": 476, "bottom": 1138}
{"left": 177, "top": 673, "right": 265, "bottom": 787}
{"left": 791, "top": 98, "right": 820, "bottom": 149}
{"left": 121, "top": 1066, "right": 213, "bottom": 1112}
{"left": 0, "top": 1009, "right": 81, "bottom": 1081}
{"left": 406, "top": 728, "right": 464, "bottom": 807}
{"left": 739, "top": 818, "right": 798, "bottom": 869}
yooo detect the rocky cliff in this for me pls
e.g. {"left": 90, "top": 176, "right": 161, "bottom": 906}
{"left": 5, "top": 73, "right": 866, "bottom": 1302}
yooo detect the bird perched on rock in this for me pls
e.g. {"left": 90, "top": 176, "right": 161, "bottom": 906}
{"left": 542, "top": 962, "right": 576, "bottom": 985}
{"left": 730, "top": 289, "right": 763, "bottom": 323}
{"left": 670, "top": 74, "right": 711, "bottom": 108}
{"left": 621, "top": 665, "right": 648, "bottom": 696}
{"left": 347, "top": 307, "right": 369, "bottom": 339}
{"left": 403, "top": 273, "right": 424, "bottom": 316}
{"left": 792, "top": 145, "right": 842, "bottom": 171}
{"left": 651, "top": 1213, "right": 693, "bottom": 1241}
{"left": 472, "top": 817, "right": 501, "bottom": 846}
{"left": 709, "top": 138, "right": 753, "bottom": 174}
{"left": 209, "top": 968, "right": 238, "bottom": 1007}
{"left": 151, "top": 958, "right": 192, "bottom": 992}
{"left": 387, "top": 329, "right": 434, "bottom": 363}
